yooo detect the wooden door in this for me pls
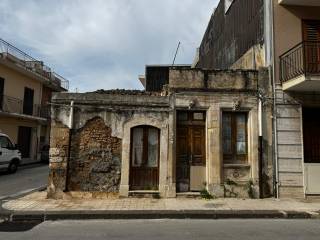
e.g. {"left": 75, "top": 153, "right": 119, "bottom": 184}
{"left": 190, "top": 126, "right": 206, "bottom": 166}
{"left": 130, "top": 126, "right": 160, "bottom": 190}
{"left": 176, "top": 111, "right": 206, "bottom": 192}
{"left": 176, "top": 126, "right": 190, "bottom": 192}
{"left": 303, "top": 108, "right": 320, "bottom": 164}
{"left": 17, "top": 126, "right": 32, "bottom": 158}
{"left": 23, "top": 87, "right": 34, "bottom": 115}
{"left": 303, "top": 108, "right": 320, "bottom": 194}
{"left": 303, "top": 21, "right": 320, "bottom": 73}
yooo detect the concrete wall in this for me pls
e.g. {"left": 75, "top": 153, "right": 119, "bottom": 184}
{"left": 230, "top": 44, "right": 266, "bottom": 70}
{"left": 273, "top": 2, "right": 320, "bottom": 198}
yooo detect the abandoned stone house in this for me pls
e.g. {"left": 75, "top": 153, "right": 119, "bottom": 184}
{"left": 47, "top": 66, "right": 272, "bottom": 199}
{"left": 47, "top": 0, "right": 320, "bottom": 200}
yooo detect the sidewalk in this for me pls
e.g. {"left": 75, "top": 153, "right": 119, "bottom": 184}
{"left": 1, "top": 192, "right": 320, "bottom": 221}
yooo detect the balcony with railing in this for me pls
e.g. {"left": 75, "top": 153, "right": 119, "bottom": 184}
{"left": 0, "top": 38, "right": 69, "bottom": 91}
{"left": 0, "top": 95, "right": 51, "bottom": 119}
{"left": 280, "top": 41, "right": 320, "bottom": 91}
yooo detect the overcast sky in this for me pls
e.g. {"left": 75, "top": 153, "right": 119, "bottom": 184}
{"left": 0, "top": 0, "right": 218, "bottom": 92}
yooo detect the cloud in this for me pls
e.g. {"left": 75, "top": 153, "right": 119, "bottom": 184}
{"left": 0, "top": 0, "right": 217, "bottom": 92}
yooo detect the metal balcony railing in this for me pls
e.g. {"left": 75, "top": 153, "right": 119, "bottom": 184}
{"left": 280, "top": 41, "right": 320, "bottom": 83}
{"left": 0, "top": 95, "right": 50, "bottom": 119}
{"left": 0, "top": 38, "right": 69, "bottom": 90}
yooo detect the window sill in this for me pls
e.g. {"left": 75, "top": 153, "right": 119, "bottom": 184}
{"left": 223, "top": 164, "right": 250, "bottom": 169}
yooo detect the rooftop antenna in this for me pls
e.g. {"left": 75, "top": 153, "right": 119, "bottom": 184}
{"left": 172, "top": 41, "right": 181, "bottom": 66}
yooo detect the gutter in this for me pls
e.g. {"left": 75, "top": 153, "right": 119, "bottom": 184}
{"left": 258, "top": 95, "right": 263, "bottom": 199}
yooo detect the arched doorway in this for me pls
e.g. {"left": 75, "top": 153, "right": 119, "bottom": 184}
{"left": 129, "top": 126, "right": 160, "bottom": 190}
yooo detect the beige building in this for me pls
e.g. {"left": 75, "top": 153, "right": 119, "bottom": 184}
{"left": 197, "top": 0, "right": 320, "bottom": 198}
{"left": 47, "top": 67, "right": 271, "bottom": 199}
{"left": 0, "top": 38, "right": 69, "bottom": 164}
{"left": 272, "top": 1, "right": 320, "bottom": 198}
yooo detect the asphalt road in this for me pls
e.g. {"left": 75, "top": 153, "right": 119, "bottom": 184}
{"left": 0, "top": 164, "right": 48, "bottom": 200}
{"left": 0, "top": 219, "right": 319, "bottom": 240}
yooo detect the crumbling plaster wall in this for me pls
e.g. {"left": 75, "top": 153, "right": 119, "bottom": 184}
{"left": 230, "top": 44, "right": 266, "bottom": 70}
{"left": 47, "top": 93, "right": 172, "bottom": 199}
{"left": 169, "top": 68, "right": 259, "bottom": 91}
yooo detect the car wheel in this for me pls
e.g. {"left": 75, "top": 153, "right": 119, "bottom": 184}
{"left": 8, "top": 161, "right": 18, "bottom": 174}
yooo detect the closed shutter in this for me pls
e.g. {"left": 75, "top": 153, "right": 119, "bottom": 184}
{"left": 23, "top": 87, "right": 34, "bottom": 115}
{"left": 303, "top": 21, "right": 320, "bottom": 73}
{"left": 303, "top": 21, "right": 320, "bottom": 41}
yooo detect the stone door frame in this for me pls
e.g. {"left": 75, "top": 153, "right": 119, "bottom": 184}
{"left": 119, "top": 116, "right": 170, "bottom": 197}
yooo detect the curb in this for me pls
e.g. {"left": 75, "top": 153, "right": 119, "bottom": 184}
{"left": 0, "top": 185, "right": 47, "bottom": 201}
{"left": 2, "top": 209, "right": 319, "bottom": 222}
{"left": 0, "top": 185, "right": 47, "bottom": 221}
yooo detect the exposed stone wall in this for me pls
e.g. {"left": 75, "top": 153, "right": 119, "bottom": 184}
{"left": 47, "top": 121, "right": 70, "bottom": 199}
{"left": 47, "top": 93, "right": 171, "bottom": 199}
{"left": 68, "top": 117, "right": 122, "bottom": 192}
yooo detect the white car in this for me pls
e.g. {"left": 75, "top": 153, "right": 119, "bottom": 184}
{"left": 0, "top": 133, "right": 21, "bottom": 173}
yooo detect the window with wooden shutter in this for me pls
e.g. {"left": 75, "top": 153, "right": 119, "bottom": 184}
{"left": 303, "top": 20, "right": 320, "bottom": 73}
{"left": 222, "top": 112, "right": 248, "bottom": 164}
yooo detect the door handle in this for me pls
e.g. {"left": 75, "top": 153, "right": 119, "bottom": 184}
{"left": 189, "top": 154, "right": 193, "bottom": 164}
{"left": 0, "top": 151, "right": 2, "bottom": 155}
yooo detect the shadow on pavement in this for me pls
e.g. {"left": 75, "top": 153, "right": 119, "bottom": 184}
{"left": 0, "top": 221, "right": 42, "bottom": 232}
{"left": 0, "top": 170, "right": 10, "bottom": 176}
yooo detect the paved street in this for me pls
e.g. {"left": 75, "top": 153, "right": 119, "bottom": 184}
{"left": 0, "top": 219, "right": 320, "bottom": 240}
{"left": 0, "top": 164, "right": 48, "bottom": 200}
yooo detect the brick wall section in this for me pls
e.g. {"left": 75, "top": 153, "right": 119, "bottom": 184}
{"left": 68, "top": 117, "right": 122, "bottom": 192}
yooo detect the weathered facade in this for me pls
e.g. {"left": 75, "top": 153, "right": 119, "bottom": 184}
{"left": 197, "top": 0, "right": 264, "bottom": 70}
{"left": 48, "top": 0, "right": 320, "bottom": 200}
{"left": 48, "top": 67, "right": 271, "bottom": 199}
{"left": 196, "top": 0, "right": 320, "bottom": 198}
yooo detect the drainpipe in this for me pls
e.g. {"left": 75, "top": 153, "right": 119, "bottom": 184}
{"left": 258, "top": 95, "right": 263, "bottom": 199}
{"left": 64, "top": 100, "right": 74, "bottom": 192}
{"left": 263, "top": 0, "right": 278, "bottom": 199}
{"left": 269, "top": 0, "right": 279, "bottom": 198}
